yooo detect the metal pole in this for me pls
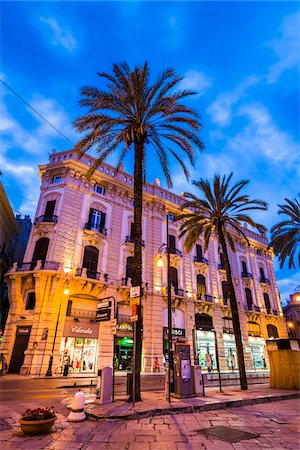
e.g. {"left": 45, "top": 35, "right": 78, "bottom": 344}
{"left": 132, "top": 321, "right": 136, "bottom": 406}
{"left": 46, "top": 301, "right": 62, "bottom": 377}
{"left": 166, "top": 212, "right": 172, "bottom": 403}
{"left": 214, "top": 330, "right": 223, "bottom": 393}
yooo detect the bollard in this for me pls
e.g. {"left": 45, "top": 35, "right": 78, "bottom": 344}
{"left": 67, "top": 390, "right": 86, "bottom": 422}
{"left": 96, "top": 369, "right": 101, "bottom": 399}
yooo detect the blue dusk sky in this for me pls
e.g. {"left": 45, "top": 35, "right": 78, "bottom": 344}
{"left": 0, "top": 1, "right": 299, "bottom": 304}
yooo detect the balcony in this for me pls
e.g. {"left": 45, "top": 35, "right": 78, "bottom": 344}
{"left": 222, "top": 297, "right": 230, "bottom": 307}
{"left": 218, "top": 263, "right": 225, "bottom": 270}
{"left": 16, "top": 260, "right": 59, "bottom": 272}
{"left": 223, "top": 326, "right": 234, "bottom": 334}
{"left": 260, "top": 277, "right": 270, "bottom": 284}
{"left": 68, "top": 308, "right": 97, "bottom": 320}
{"left": 75, "top": 267, "right": 108, "bottom": 282}
{"left": 169, "top": 248, "right": 182, "bottom": 257}
{"left": 120, "top": 277, "right": 133, "bottom": 287}
{"left": 241, "top": 271, "right": 253, "bottom": 279}
{"left": 125, "top": 236, "right": 145, "bottom": 247}
{"left": 34, "top": 214, "right": 58, "bottom": 224}
{"left": 246, "top": 304, "right": 261, "bottom": 312}
{"left": 194, "top": 256, "right": 209, "bottom": 265}
{"left": 84, "top": 223, "right": 107, "bottom": 236}
{"left": 174, "top": 288, "right": 185, "bottom": 297}
{"left": 272, "top": 309, "right": 278, "bottom": 316}
{"left": 197, "top": 294, "right": 213, "bottom": 303}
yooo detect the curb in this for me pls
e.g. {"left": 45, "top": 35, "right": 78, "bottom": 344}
{"left": 85, "top": 392, "right": 300, "bottom": 422}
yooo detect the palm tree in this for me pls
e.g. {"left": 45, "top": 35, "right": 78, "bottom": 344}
{"left": 269, "top": 195, "right": 300, "bottom": 269}
{"left": 176, "top": 173, "right": 268, "bottom": 390}
{"left": 73, "top": 62, "right": 204, "bottom": 401}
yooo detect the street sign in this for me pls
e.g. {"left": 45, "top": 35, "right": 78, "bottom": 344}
{"left": 95, "top": 309, "right": 111, "bottom": 322}
{"left": 130, "top": 297, "right": 140, "bottom": 307}
{"left": 97, "top": 301, "right": 111, "bottom": 309}
{"left": 130, "top": 286, "right": 140, "bottom": 298}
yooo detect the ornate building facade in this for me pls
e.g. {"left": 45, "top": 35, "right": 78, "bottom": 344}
{"left": 1, "top": 150, "right": 287, "bottom": 376}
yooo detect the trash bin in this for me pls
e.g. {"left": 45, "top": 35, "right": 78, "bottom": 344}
{"left": 126, "top": 372, "right": 133, "bottom": 396}
{"left": 63, "top": 363, "right": 69, "bottom": 377}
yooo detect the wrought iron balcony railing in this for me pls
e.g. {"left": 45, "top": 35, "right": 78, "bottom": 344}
{"left": 223, "top": 326, "right": 234, "bottom": 334}
{"left": 193, "top": 256, "right": 209, "bottom": 264}
{"left": 169, "top": 248, "right": 182, "bottom": 257}
{"left": 75, "top": 268, "right": 108, "bottom": 281}
{"left": 125, "top": 236, "right": 145, "bottom": 246}
{"left": 84, "top": 222, "right": 107, "bottom": 236}
{"left": 259, "top": 277, "right": 270, "bottom": 284}
{"left": 34, "top": 214, "right": 58, "bottom": 224}
{"left": 68, "top": 308, "right": 97, "bottom": 319}
{"left": 241, "top": 271, "right": 253, "bottom": 279}
{"left": 197, "top": 294, "right": 213, "bottom": 303}
{"left": 218, "top": 263, "right": 225, "bottom": 270}
{"left": 16, "top": 260, "right": 59, "bottom": 271}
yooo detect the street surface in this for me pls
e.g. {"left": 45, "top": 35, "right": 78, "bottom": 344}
{"left": 1, "top": 399, "right": 299, "bottom": 449}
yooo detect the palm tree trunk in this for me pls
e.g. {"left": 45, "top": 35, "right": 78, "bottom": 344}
{"left": 129, "top": 140, "right": 143, "bottom": 402}
{"left": 218, "top": 223, "right": 248, "bottom": 390}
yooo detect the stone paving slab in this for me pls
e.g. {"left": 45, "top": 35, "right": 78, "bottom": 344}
{"left": 84, "top": 384, "right": 300, "bottom": 421}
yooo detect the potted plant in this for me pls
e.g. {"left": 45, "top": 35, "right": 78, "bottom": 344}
{"left": 19, "top": 407, "right": 57, "bottom": 435}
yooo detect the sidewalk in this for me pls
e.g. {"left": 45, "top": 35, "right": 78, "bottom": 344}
{"left": 84, "top": 384, "right": 300, "bottom": 421}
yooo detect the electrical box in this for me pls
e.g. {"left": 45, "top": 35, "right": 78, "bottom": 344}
{"left": 174, "top": 343, "right": 194, "bottom": 398}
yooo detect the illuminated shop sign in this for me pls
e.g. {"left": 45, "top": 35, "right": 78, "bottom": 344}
{"left": 117, "top": 323, "right": 133, "bottom": 332}
{"left": 163, "top": 327, "right": 185, "bottom": 338}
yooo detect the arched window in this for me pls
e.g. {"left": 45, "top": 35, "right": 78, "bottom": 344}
{"left": 125, "top": 256, "right": 134, "bottom": 283}
{"left": 197, "top": 274, "right": 206, "bottom": 298}
{"left": 245, "top": 288, "right": 253, "bottom": 310}
{"left": 263, "top": 293, "right": 271, "bottom": 314}
{"left": 169, "top": 266, "right": 178, "bottom": 294}
{"left": 31, "top": 237, "right": 50, "bottom": 268}
{"left": 267, "top": 324, "right": 279, "bottom": 338}
{"left": 195, "top": 313, "right": 213, "bottom": 331}
{"left": 82, "top": 246, "right": 99, "bottom": 279}
{"left": 247, "top": 321, "right": 261, "bottom": 337}
{"left": 223, "top": 317, "right": 234, "bottom": 333}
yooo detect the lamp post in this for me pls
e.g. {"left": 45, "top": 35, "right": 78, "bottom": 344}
{"left": 45, "top": 286, "right": 69, "bottom": 377}
{"left": 157, "top": 212, "right": 172, "bottom": 403}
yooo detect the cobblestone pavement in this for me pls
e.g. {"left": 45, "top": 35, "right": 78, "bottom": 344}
{"left": 1, "top": 399, "right": 299, "bottom": 449}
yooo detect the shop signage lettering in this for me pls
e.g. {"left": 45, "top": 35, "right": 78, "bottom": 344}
{"left": 95, "top": 309, "right": 111, "bottom": 322}
{"left": 163, "top": 327, "right": 185, "bottom": 337}
{"left": 71, "top": 326, "right": 93, "bottom": 335}
{"left": 17, "top": 327, "right": 31, "bottom": 335}
{"left": 117, "top": 323, "right": 133, "bottom": 332}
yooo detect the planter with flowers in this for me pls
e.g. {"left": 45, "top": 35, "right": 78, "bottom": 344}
{"left": 19, "top": 407, "right": 57, "bottom": 435}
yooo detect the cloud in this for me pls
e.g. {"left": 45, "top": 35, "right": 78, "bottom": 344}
{"left": 207, "top": 76, "right": 261, "bottom": 126}
{"left": 231, "top": 102, "right": 300, "bottom": 170}
{"left": 277, "top": 271, "right": 300, "bottom": 305}
{"left": 40, "top": 16, "right": 77, "bottom": 52}
{"left": 267, "top": 11, "right": 300, "bottom": 84}
{"left": 180, "top": 70, "right": 213, "bottom": 96}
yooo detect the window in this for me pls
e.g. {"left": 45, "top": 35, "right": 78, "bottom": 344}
{"left": 26, "top": 292, "right": 36, "bottom": 310}
{"left": 94, "top": 185, "right": 106, "bottom": 195}
{"left": 245, "top": 288, "right": 253, "bottom": 310}
{"left": 222, "top": 281, "right": 229, "bottom": 302}
{"left": 31, "top": 238, "right": 50, "bottom": 268}
{"left": 196, "top": 244, "right": 203, "bottom": 259}
{"left": 219, "top": 253, "right": 225, "bottom": 269}
{"left": 130, "top": 222, "right": 135, "bottom": 241}
{"left": 242, "top": 261, "right": 247, "bottom": 274}
{"left": 88, "top": 208, "right": 106, "bottom": 233}
{"left": 52, "top": 175, "right": 62, "bottom": 184}
{"left": 66, "top": 300, "right": 72, "bottom": 316}
{"left": 259, "top": 267, "right": 265, "bottom": 279}
{"left": 263, "top": 293, "right": 271, "bottom": 313}
{"left": 169, "top": 266, "right": 178, "bottom": 293}
{"left": 195, "top": 313, "right": 213, "bottom": 331}
{"left": 223, "top": 317, "right": 234, "bottom": 333}
{"left": 82, "top": 246, "right": 99, "bottom": 279}
{"left": 44, "top": 200, "right": 56, "bottom": 217}
{"left": 126, "top": 256, "right": 134, "bottom": 282}
{"left": 197, "top": 274, "right": 206, "bottom": 298}
{"left": 247, "top": 322, "right": 261, "bottom": 337}
{"left": 267, "top": 324, "right": 279, "bottom": 338}
{"left": 168, "top": 235, "right": 176, "bottom": 251}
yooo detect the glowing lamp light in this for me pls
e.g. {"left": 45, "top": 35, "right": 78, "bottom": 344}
{"left": 288, "top": 322, "right": 294, "bottom": 328}
{"left": 215, "top": 298, "right": 219, "bottom": 304}
{"left": 295, "top": 295, "right": 300, "bottom": 302}
{"left": 63, "top": 267, "right": 71, "bottom": 274}
{"left": 157, "top": 256, "right": 164, "bottom": 268}
{"left": 186, "top": 291, "right": 192, "bottom": 299}
{"left": 154, "top": 285, "right": 161, "bottom": 292}
{"left": 64, "top": 288, "right": 70, "bottom": 295}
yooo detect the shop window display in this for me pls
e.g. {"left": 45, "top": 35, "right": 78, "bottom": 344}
{"left": 59, "top": 337, "right": 97, "bottom": 373}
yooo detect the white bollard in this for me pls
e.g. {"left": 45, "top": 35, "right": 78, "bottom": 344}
{"left": 67, "top": 390, "right": 86, "bottom": 422}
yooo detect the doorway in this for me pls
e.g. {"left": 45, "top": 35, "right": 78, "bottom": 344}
{"left": 9, "top": 327, "right": 31, "bottom": 373}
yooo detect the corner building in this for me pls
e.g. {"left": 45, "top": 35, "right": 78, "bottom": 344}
{"left": 1, "top": 150, "right": 288, "bottom": 375}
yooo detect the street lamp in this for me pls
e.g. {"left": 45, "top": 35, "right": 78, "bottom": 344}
{"left": 157, "top": 212, "right": 172, "bottom": 403}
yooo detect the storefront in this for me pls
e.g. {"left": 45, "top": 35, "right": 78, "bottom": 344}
{"left": 115, "top": 320, "right": 133, "bottom": 371}
{"left": 248, "top": 336, "right": 265, "bottom": 369}
{"left": 223, "top": 333, "right": 238, "bottom": 370}
{"left": 195, "top": 329, "right": 216, "bottom": 370}
{"left": 59, "top": 318, "right": 99, "bottom": 373}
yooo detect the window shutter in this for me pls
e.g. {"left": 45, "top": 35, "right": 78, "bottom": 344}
{"left": 44, "top": 200, "right": 56, "bottom": 217}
